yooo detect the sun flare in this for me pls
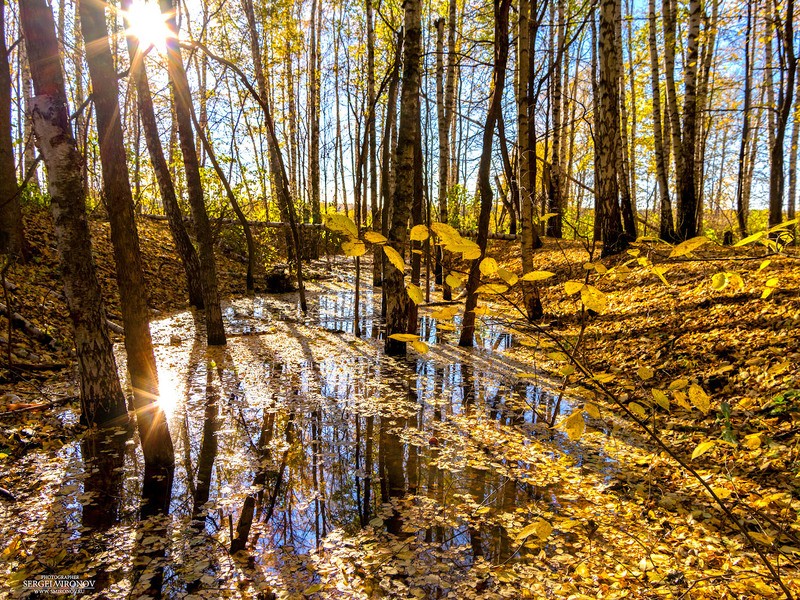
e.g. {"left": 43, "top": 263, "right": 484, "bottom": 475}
{"left": 124, "top": 0, "right": 172, "bottom": 54}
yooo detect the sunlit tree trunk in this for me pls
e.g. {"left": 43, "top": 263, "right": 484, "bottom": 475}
{"left": 649, "top": 0, "right": 676, "bottom": 241}
{"left": 309, "top": 0, "right": 321, "bottom": 226}
{"left": 596, "top": 0, "right": 628, "bottom": 256}
{"left": 19, "top": 39, "right": 39, "bottom": 194}
{"left": 0, "top": 1, "right": 27, "bottom": 259}
{"left": 161, "top": 0, "right": 226, "bottom": 345}
{"left": 615, "top": 0, "right": 636, "bottom": 238}
{"left": 122, "top": 0, "right": 204, "bottom": 308}
{"left": 80, "top": 0, "right": 174, "bottom": 469}
{"left": 459, "top": 0, "right": 511, "bottom": 347}
{"left": 768, "top": 0, "right": 797, "bottom": 228}
{"left": 367, "top": 0, "right": 381, "bottom": 287}
{"left": 694, "top": 0, "right": 719, "bottom": 233}
{"left": 435, "top": 17, "right": 448, "bottom": 289}
{"left": 21, "top": 0, "right": 127, "bottom": 426}
{"left": 384, "top": 0, "right": 422, "bottom": 357}
{"left": 788, "top": 74, "right": 800, "bottom": 238}
{"left": 546, "top": 0, "right": 565, "bottom": 238}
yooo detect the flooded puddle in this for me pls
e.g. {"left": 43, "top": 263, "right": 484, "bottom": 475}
{"left": 3, "top": 269, "right": 627, "bottom": 599}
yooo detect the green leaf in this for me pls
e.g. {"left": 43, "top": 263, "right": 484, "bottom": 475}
{"left": 522, "top": 270, "right": 555, "bottom": 282}
{"left": 669, "top": 236, "right": 710, "bottom": 258}
{"left": 406, "top": 283, "right": 424, "bottom": 305}
{"left": 691, "top": 440, "right": 715, "bottom": 460}
{"left": 383, "top": 246, "right": 404, "bottom": 272}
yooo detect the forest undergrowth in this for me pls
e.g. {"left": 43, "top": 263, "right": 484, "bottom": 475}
{"left": 1, "top": 208, "right": 799, "bottom": 598}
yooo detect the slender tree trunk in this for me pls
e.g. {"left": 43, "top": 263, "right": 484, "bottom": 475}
{"left": 735, "top": 0, "right": 754, "bottom": 238}
{"left": 616, "top": 0, "right": 636, "bottom": 238}
{"left": 122, "top": 0, "right": 204, "bottom": 308}
{"left": 662, "top": 0, "right": 683, "bottom": 212}
{"left": 694, "top": 0, "right": 719, "bottom": 233}
{"left": 309, "top": 0, "right": 321, "bottom": 225}
{"left": 0, "top": 1, "right": 27, "bottom": 258}
{"left": 788, "top": 73, "right": 800, "bottom": 237}
{"left": 21, "top": 0, "right": 127, "bottom": 426}
{"left": 385, "top": 0, "right": 422, "bottom": 357}
{"left": 19, "top": 40, "right": 39, "bottom": 194}
{"left": 459, "top": 0, "right": 511, "bottom": 347}
{"left": 161, "top": 0, "right": 226, "bottom": 345}
{"left": 649, "top": 0, "right": 676, "bottom": 241}
{"left": 80, "top": 0, "right": 175, "bottom": 469}
{"left": 546, "top": 0, "right": 565, "bottom": 238}
{"left": 597, "top": 0, "right": 628, "bottom": 256}
{"left": 768, "top": 0, "right": 797, "bottom": 228}
{"left": 625, "top": 0, "right": 637, "bottom": 221}
{"left": 367, "top": 0, "right": 381, "bottom": 287}
{"left": 435, "top": 18, "right": 448, "bottom": 289}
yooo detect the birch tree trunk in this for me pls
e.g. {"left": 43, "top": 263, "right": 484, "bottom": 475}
{"left": 309, "top": 0, "right": 321, "bottom": 225}
{"left": 21, "top": 0, "right": 127, "bottom": 426}
{"left": 79, "top": 0, "right": 174, "bottom": 469}
{"left": 385, "top": 0, "right": 422, "bottom": 357}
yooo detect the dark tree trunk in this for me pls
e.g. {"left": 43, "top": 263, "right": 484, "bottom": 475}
{"left": 21, "top": 0, "right": 127, "bottom": 426}
{"left": 161, "top": 0, "right": 226, "bottom": 345}
{"left": 459, "top": 0, "right": 511, "bottom": 347}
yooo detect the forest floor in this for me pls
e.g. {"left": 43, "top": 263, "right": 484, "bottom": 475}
{"left": 1, "top": 207, "right": 800, "bottom": 599}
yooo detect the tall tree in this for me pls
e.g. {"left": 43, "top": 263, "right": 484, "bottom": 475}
{"left": 20, "top": 0, "right": 127, "bottom": 426}
{"left": 596, "top": 0, "right": 628, "bottom": 256}
{"left": 546, "top": 0, "right": 565, "bottom": 238}
{"left": 767, "top": 0, "right": 797, "bottom": 228}
{"left": 121, "top": 0, "right": 204, "bottom": 308}
{"left": 459, "top": 0, "right": 511, "bottom": 347}
{"left": 160, "top": 0, "right": 226, "bottom": 345}
{"left": 0, "top": 1, "right": 27, "bottom": 259}
{"left": 79, "top": 0, "right": 174, "bottom": 469}
{"left": 385, "top": 0, "right": 422, "bottom": 357}
{"left": 649, "top": 0, "right": 676, "bottom": 241}
{"left": 734, "top": 0, "right": 755, "bottom": 238}
{"left": 309, "top": 0, "right": 321, "bottom": 225}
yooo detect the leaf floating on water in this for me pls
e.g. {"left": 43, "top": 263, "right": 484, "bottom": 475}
{"left": 515, "top": 518, "right": 553, "bottom": 542}
{"left": 691, "top": 440, "right": 715, "bottom": 460}
{"left": 406, "top": 283, "right": 424, "bottom": 305}
{"left": 560, "top": 409, "right": 585, "bottom": 441}
{"left": 383, "top": 246, "right": 405, "bottom": 272}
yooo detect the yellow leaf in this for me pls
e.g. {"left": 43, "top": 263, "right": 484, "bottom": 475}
{"left": 539, "top": 212, "right": 559, "bottom": 222}
{"left": 628, "top": 402, "right": 647, "bottom": 418}
{"left": 325, "top": 212, "right": 358, "bottom": 238}
{"left": 691, "top": 440, "right": 715, "bottom": 460}
{"left": 757, "top": 259, "right": 771, "bottom": 273}
{"left": 516, "top": 518, "right": 553, "bottom": 542}
{"left": 559, "top": 364, "right": 575, "bottom": 377}
{"left": 767, "top": 217, "right": 798, "bottom": 233}
{"left": 593, "top": 372, "right": 615, "bottom": 383}
{"left": 637, "top": 366, "right": 655, "bottom": 380}
{"left": 734, "top": 231, "right": 766, "bottom": 246}
{"left": 383, "top": 246, "right": 405, "bottom": 272}
{"left": 627, "top": 248, "right": 641, "bottom": 257}
{"left": 669, "top": 236, "right": 710, "bottom": 258}
{"left": 388, "top": 333, "right": 419, "bottom": 342}
{"left": 522, "top": 270, "right": 555, "bottom": 282}
{"left": 406, "top": 283, "right": 424, "bottom": 305}
{"left": 582, "top": 262, "right": 595, "bottom": 270}
{"left": 363, "top": 230, "right": 387, "bottom": 244}
{"left": 711, "top": 272, "right": 728, "bottom": 290}
{"left": 669, "top": 378, "right": 688, "bottom": 390}
{"left": 410, "top": 224, "right": 429, "bottom": 241}
{"left": 688, "top": 384, "right": 710, "bottom": 414}
{"left": 473, "top": 305, "right": 494, "bottom": 316}
{"left": 673, "top": 390, "right": 691, "bottom": 410}
{"left": 445, "top": 273, "right": 463, "bottom": 289}
{"left": 479, "top": 257, "right": 498, "bottom": 276}
{"left": 709, "top": 486, "right": 732, "bottom": 500}
{"left": 652, "top": 389, "right": 670, "bottom": 410}
{"left": 585, "top": 403, "right": 601, "bottom": 419}
{"left": 564, "top": 280, "right": 584, "bottom": 295}
{"left": 476, "top": 283, "right": 508, "bottom": 295}
{"left": 651, "top": 266, "right": 670, "bottom": 285}
{"left": 561, "top": 409, "right": 585, "bottom": 441}
{"left": 762, "top": 277, "right": 779, "bottom": 299}
{"left": 431, "top": 306, "right": 459, "bottom": 320}
{"left": 581, "top": 285, "right": 607, "bottom": 313}
{"left": 728, "top": 272, "right": 744, "bottom": 290}
{"left": 436, "top": 322, "right": 456, "bottom": 331}
{"left": 411, "top": 340, "right": 429, "bottom": 354}
{"left": 547, "top": 351, "right": 570, "bottom": 363}
{"left": 516, "top": 372, "right": 538, "bottom": 379}
{"left": 430, "top": 221, "right": 461, "bottom": 242}
{"left": 594, "top": 263, "right": 608, "bottom": 275}
{"left": 342, "top": 239, "right": 366, "bottom": 257}
{"left": 447, "top": 241, "right": 481, "bottom": 260}
{"left": 497, "top": 268, "right": 518, "bottom": 286}
{"left": 743, "top": 433, "right": 762, "bottom": 449}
